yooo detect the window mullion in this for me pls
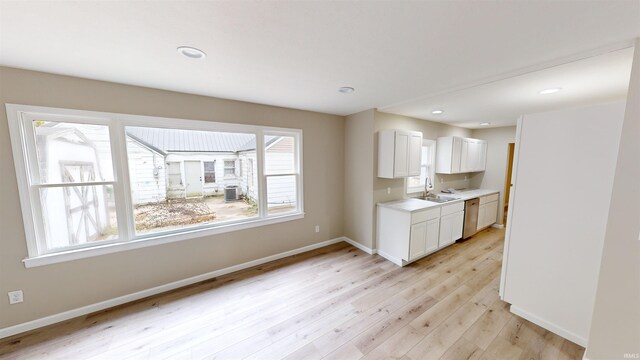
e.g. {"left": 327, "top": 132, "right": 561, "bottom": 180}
{"left": 111, "top": 120, "right": 136, "bottom": 242}
{"left": 256, "top": 130, "right": 267, "bottom": 218}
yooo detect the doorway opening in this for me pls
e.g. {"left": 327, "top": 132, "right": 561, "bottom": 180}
{"left": 503, "top": 143, "right": 515, "bottom": 225}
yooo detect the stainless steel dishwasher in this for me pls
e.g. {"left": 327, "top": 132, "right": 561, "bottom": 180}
{"left": 463, "top": 198, "right": 480, "bottom": 239}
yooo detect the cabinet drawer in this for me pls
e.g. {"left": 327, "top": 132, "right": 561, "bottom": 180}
{"left": 440, "top": 201, "right": 464, "bottom": 216}
{"left": 480, "top": 193, "right": 499, "bottom": 204}
{"left": 411, "top": 207, "right": 440, "bottom": 224}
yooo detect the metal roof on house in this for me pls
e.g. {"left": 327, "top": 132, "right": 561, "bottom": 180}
{"left": 125, "top": 127, "right": 277, "bottom": 153}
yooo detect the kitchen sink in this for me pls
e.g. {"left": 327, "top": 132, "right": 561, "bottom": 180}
{"left": 419, "top": 195, "right": 458, "bottom": 203}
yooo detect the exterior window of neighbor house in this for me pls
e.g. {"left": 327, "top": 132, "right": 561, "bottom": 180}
{"left": 224, "top": 160, "right": 236, "bottom": 177}
{"left": 6, "top": 104, "right": 303, "bottom": 267}
{"left": 406, "top": 139, "right": 436, "bottom": 194}
{"left": 204, "top": 161, "right": 216, "bottom": 183}
{"left": 166, "top": 162, "right": 182, "bottom": 188}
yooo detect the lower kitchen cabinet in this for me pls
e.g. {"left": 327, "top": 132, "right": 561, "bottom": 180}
{"left": 377, "top": 205, "right": 441, "bottom": 266}
{"left": 478, "top": 193, "right": 499, "bottom": 230}
{"left": 439, "top": 211, "right": 464, "bottom": 248}
{"left": 409, "top": 218, "right": 439, "bottom": 261}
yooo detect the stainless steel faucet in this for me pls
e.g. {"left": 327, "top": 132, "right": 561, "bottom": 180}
{"left": 424, "top": 176, "right": 433, "bottom": 197}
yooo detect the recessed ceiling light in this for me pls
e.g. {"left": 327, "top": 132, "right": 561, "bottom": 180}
{"left": 177, "top": 46, "right": 206, "bottom": 59}
{"left": 480, "top": 122, "right": 491, "bottom": 126}
{"left": 431, "top": 109, "right": 444, "bottom": 115}
{"left": 539, "top": 87, "right": 562, "bottom": 95}
{"left": 338, "top": 86, "right": 355, "bottom": 94}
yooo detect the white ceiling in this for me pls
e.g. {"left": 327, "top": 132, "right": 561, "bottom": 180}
{"left": 382, "top": 47, "right": 635, "bottom": 128}
{"left": 1, "top": 1, "right": 639, "bottom": 125}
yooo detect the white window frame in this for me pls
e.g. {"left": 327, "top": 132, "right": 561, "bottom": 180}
{"left": 406, "top": 139, "right": 436, "bottom": 194}
{"left": 223, "top": 159, "right": 237, "bottom": 178}
{"left": 203, "top": 160, "right": 216, "bottom": 184}
{"left": 6, "top": 104, "right": 305, "bottom": 268}
{"left": 262, "top": 132, "right": 302, "bottom": 216}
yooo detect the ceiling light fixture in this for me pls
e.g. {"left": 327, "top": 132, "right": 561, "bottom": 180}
{"left": 177, "top": 46, "right": 206, "bottom": 59}
{"left": 539, "top": 87, "right": 562, "bottom": 95}
{"left": 431, "top": 109, "right": 444, "bottom": 115}
{"left": 480, "top": 122, "right": 491, "bottom": 126}
{"left": 338, "top": 86, "right": 355, "bottom": 94}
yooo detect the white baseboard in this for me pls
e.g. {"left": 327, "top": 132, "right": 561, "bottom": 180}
{"left": 0, "top": 236, "right": 346, "bottom": 339}
{"left": 491, "top": 223, "right": 505, "bottom": 229}
{"left": 342, "top": 237, "right": 377, "bottom": 255}
{"left": 509, "top": 305, "right": 587, "bottom": 347}
{"left": 377, "top": 249, "right": 403, "bottom": 267}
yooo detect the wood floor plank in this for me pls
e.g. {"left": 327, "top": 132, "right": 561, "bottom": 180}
{"left": 0, "top": 228, "right": 586, "bottom": 360}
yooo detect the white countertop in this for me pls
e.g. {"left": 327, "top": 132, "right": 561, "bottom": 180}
{"left": 377, "top": 189, "right": 500, "bottom": 212}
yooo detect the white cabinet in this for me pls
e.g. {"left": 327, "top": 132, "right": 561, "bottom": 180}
{"left": 435, "top": 136, "right": 462, "bottom": 174}
{"left": 378, "top": 130, "right": 423, "bottom": 178}
{"left": 461, "top": 138, "right": 487, "bottom": 173}
{"left": 377, "top": 205, "right": 440, "bottom": 266}
{"left": 439, "top": 203, "right": 464, "bottom": 248}
{"left": 436, "top": 136, "right": 486, "bottom": 174}
{"left": 477, "top": 193, "right": 499, "bottom": 230}
{"left": 409, "top": 218, "right": 439, "bottom": 261}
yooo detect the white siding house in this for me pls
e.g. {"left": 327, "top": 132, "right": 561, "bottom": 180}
{"left": 124, "top": 127, "right": 296, "bottom": 210}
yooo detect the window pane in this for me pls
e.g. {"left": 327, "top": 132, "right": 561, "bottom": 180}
{"left": 265, "top": 136, "right": 295, "bottom": 175}
{"left": 125, "top": 126, "right": 259, "bottom": 234}
{"left": 39, "top": 185, "right": 118, "bottom": 251}
{"left": 224, "top": 160, "right": 236, "bottom": 176}
{"left": 33, "top": 121, "right": 114, "bottom": 184}
{"left": 267, "top": 175, "right": 297, "bottom": 215}
{"left": 204, "top": 161, "right": 216, "bottom": 183}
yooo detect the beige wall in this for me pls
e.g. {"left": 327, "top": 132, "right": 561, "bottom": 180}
{"left": 470, "top": 126, "right": 517, "bottom": 225}
{"left": 344, "top": 110, "right": 375, "bottom": 248}
{"left": 0, "top": 67, "right": 344, "bottom": 328}
{"left": 585, "top": 41, "right": 640, "bottom": 359}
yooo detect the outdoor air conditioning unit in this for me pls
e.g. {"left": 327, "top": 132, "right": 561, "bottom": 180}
{"left": 224, "top": 185, "right": 240, "bottom": 203}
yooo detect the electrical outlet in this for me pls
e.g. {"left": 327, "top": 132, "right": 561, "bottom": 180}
{"left": 8, "top": 290, "right": 23, "bottom": 305}
{"left": 387, "top": 187, "right": 391, "bottom": 195}
{"left": 464, "top": 175, "right": 468, "bottom": 180}
{"left": 440, "top": 178, "right": 443, "bottom": 184}
{"left": 315, "top": 225, "right": 320, "bottom": 233}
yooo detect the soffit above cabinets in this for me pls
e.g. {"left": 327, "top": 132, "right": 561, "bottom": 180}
{"left": 0, "top": 1, "right": 639, "bottom": 120}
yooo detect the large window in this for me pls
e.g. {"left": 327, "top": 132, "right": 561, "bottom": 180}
{"left": 407, "top": 139, "right": 436, "bottom": 194}
{"left": 7, "top": 105, "right": 303, "bottom": 266}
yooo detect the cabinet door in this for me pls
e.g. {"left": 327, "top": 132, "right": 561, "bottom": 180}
{"left": 451, "top": 211, "right": 464, "bottom": 241}
{"left": 477, "top": 204, "right": 487, "bottom": 231}
{"left": 426, "top": 218, "right": 440, "bottom": 253}
{"left": 485, "top": 201, "right": 498, "bottom": 226}
{"left": 460, "top": 138, "right": 470, "bottom": 172}
{"left": 408, "top": 133, "right": 422, "bottom": 176}
{"left": 451, "top": 137, "right": 462, "bottom": 173}
{"left": 409, "top": 221, "right": 427, "bottom": 261}
{"left": 439, "top": 212, "right": 462, "bottom": 248}
{"left": 394, "top": 132, "right": 409, "bottom": 177}
{"left": 477, "top": 141, "right": 487, "bottom": 171}
{"left": 438, "top": 215, "right": 453, "bottom": 248}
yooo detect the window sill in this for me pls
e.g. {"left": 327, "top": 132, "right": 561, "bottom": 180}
{"left": 22, "top": 212, "right": 305, "bottom": 268}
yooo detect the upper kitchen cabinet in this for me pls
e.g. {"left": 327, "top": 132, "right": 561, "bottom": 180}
{"left": 378, "top": 129, "right": 423, "bottom": 178}
{"left": 436, "top": 136, "right": 486, "bottom": 174}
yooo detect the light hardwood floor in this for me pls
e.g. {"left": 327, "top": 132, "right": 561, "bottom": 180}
{"left": 0, "top": 228, "right": 585, "bottom": 359}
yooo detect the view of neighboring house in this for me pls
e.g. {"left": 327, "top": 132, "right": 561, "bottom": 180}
{"left": 125, "top": 126, "right": 296, "bottom": 208}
